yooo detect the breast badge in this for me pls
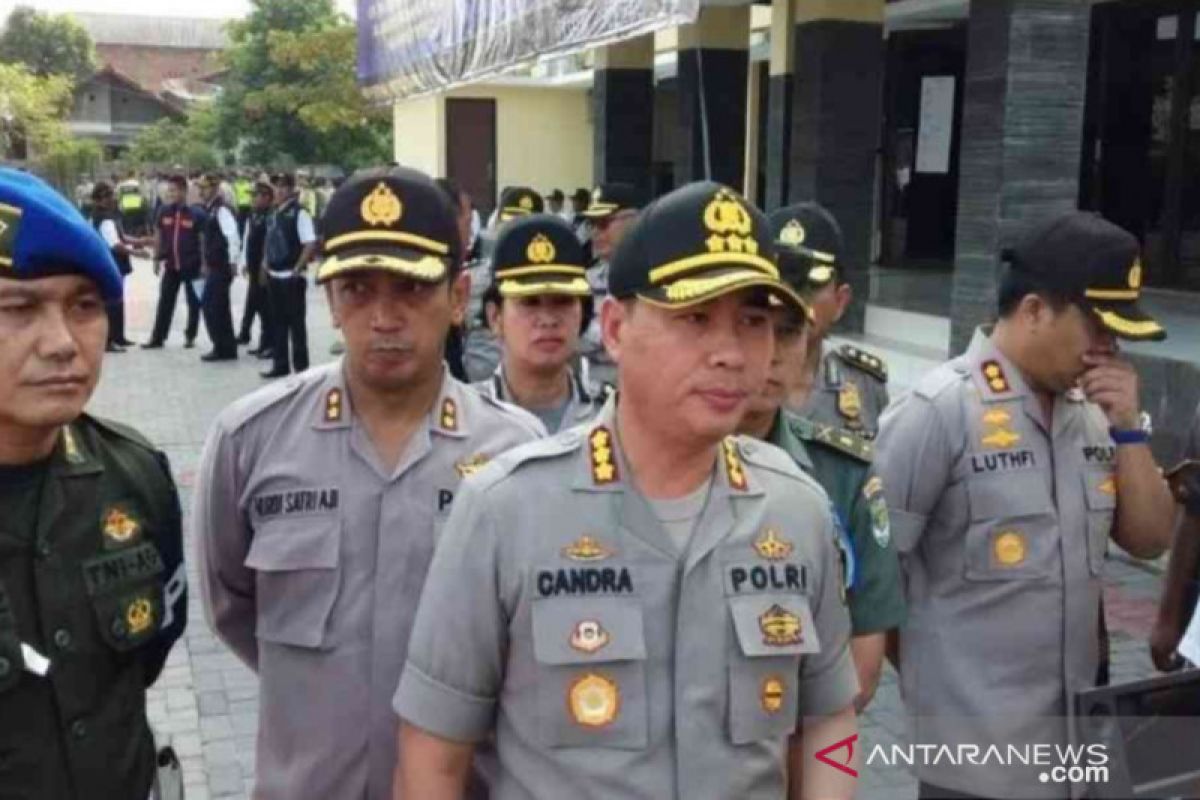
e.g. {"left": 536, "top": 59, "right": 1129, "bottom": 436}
{"left": 993, "top": 530, "right": 1027, "bottom": 567}
{"left": 837, "top": 382, "right": 862, "bottom": 426}
{"left": 562, "top": 535, "right": 614, "bottom": 562}
{"left": 568, "top": 673, "right": 620, "bottom": 728}
{"left": 102, "top": 507, "right": 140, "bottom": 546}
{"left": 455, "top": 453, "right": 490, "bottom": 478}
{"left": 761, "top": 676, "right": 786, "bottom": 714}
{"left": 753, "top": 528, "right": 793, "bottom": 561}
{"left": 980, "top": 405, "right": 1020, "bottom": 449}
{"left": 759, "top": 604, "right": 803, "bottom": 647}
{"left": 569, "top": 620, "right": 611, "bottom": 654}
{"left": 125, "top": 596, "right": 155, "bottom": 636}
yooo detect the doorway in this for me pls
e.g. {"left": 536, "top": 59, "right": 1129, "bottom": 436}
{"left": 446, "top": 98, "right": 497, "bottom": 221}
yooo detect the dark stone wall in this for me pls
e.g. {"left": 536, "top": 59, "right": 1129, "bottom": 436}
{"left": 593, "top": 68, "right": 655, "bottom": 198}
{"left": 675, "top": 48, "right": 749, "bottom": 190}
{"left": 763, "top": 73, "right": 792, "bottom": 211}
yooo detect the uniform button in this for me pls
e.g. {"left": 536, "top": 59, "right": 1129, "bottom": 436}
{"left": 35, "top": 541, "right": 52, "bottom": 559}
{"left": 0, "top": 657, "right": 10, "bottom": 678}
{"left": 71, "top": 720, "right": 87, "bottom": 739}
{"left": 111, "top": 618, "right": 128, "bottom": 639}
{"left": 53, "top": 629, "right": 72, "bottom": 650}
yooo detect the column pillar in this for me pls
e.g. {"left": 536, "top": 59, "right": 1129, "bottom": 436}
{"left": 950, "top": 0, "right": 1091, "bottom": 352}
{"left": 593, "top": 36, "right": 655, "bottom": 197}
{"left": 763, "top": 0, "right": 794, "bottom": 211}
{"left": 788, "top": 0, "right": 884, "bottom": 334}
{"left": 675, "top": 6, "right": 751, "bottom": 189}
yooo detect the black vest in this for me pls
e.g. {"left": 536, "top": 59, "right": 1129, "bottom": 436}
{"left": 244, "top": 210, "right": 269, "bottom": 275}
{"left": 266, "top": 199, "right": 303, "bottom": 272}
{"left": 202, "top": 198, "right": 232, "bottom": 273}
{"left": 155, "top": 203, "right": 202, "bottom": 278}
{"left": 90, "top": 210, "right": 132, "bottom": 276}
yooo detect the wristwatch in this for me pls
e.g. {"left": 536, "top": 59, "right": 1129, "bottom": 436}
{"left": 1110, "top": 411, "right": 1152, "bottom": 445}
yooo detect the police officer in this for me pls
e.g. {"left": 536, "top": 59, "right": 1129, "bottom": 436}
{"left": 395, "top": 182, "right": 859, "bottom": 800}
{"left": 236, "top": 181, "right": 276, "bottom": 358}
{"left": 474, "top": 213, "right": 602, "bottom": 433}
{"left": 90, "top": 182, "right": 152, "bottom": 353}
{"left": 197, "top": 173, "right": 242, "bottom": 362}
{"left": 779, "top": 203, "right": 889, "bottom": 439}
{"left": 0, "top": 168, "right": 187, "bottom": 799}
{"left": 736, "top": 204, "right": 906, "bottom": 712}
{"left": 233, "top": 171, "right": 253, "bottom": 237}
{"left": 875, "top": 211, "right": 1176, "bottom": 799}
{"left": 195, "top": 166, "right": 544, "bottom": 800}
{"left": 143, "top": 174, "right": 203, "bottom": 350}
{"left": 1151, "top": 404, "right": 1200, "bottom": 672}
{"left": 261, "top": 172, "right": 318, "bottom": 379}
{"left": 463, "top": 186, "right": 542, "bottom": 381}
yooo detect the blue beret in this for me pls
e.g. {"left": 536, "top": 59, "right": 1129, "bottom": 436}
{"left": 0, "top": 168, "right": 122, "bottom": 301}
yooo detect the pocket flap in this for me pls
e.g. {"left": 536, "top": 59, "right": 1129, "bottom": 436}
{"left": 531, "top": 597, "right": 645, "bottom": 665}
{"left": 967, "top": 470, "right": 1052, "bottom": 521}
{"left": 729, "top": 594, "right": 820, "bottom": 657}
{"left": 246, "top": 518, "right": 340, "bottom": 572}
{"left": 1082, "top": 471, "right": 1117, "bottom": 511}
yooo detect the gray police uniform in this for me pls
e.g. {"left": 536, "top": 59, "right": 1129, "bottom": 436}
{"left": 473, "top": 364, "right": 602, "bottom": 434}
{"left": 578, "top": 260, "right": 616, "bottom": 388}
{"left": 394, "top": 399, "right": 858, "bottom": 800}
{"left": 195, "top": 361, "right": 544, "bottom": 800}
{"left": 875, "top": 328, "right": 1118, "bottom": 798}
{"left": 796, "top": 343, "right": 889, "bottom": 440}
{"left": 464, "top": 250, "right": 502, "bottom": 382}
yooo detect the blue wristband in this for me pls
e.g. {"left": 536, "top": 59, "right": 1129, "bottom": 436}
{"left": 1109, "top": 427, "right": 1150, "bottom": 445}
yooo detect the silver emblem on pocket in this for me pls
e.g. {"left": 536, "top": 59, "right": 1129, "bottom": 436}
{"left": 569, "top": 620, "right": 610, "bottom": 654}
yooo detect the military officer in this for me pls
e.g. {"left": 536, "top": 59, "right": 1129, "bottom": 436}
{"left": 194, "top": 167, "right": 545, "bottom": 800}
{"left": 779, "top": 203, "right": 889, "bottom": 439}
{"left": 395, "top": 182, "right": 859, "bottom": 800}
{"left": 0, "top": 168, "right": 187, "bottom": 798}
{"left": 474, "top": 213, "right": 603, "bottom": 432}
{"left": 875, "top": 211, "right": 1175, "bottom": 799}
{"left": 737, "top": 204, "right": 906, "bottom": 713}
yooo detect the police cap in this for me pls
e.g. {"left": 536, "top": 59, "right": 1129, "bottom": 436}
{"left": 767, "top": 202, "right": 844, "bottom": 291}
{"left": 490, "top": 214, "right": 590, "bottom": 299}
{"left": 0, "top": 168, "right": 122, "bottom": 301}
{"left": 498, "top": 187, "right": 543, "bottom": 222}
{"left": 317, "top": 165, "right": 461, "bottom": 285}
{"left": 607, "top": 181, "right": 807, "bottom": 316}
{"left": 1006, "top": 211, "right": 1165, "bottom": 341}
{"left": 581, "top": 182, "right": 643, "bottom": 220}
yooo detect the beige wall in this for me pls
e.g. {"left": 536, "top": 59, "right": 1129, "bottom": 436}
{"left": 391, "top": 84, "right": 593, "bottom": 205}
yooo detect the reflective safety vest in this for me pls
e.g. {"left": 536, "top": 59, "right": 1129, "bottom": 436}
{"left": 119, "top": 188, "right": 144, "bottom": 212}
{"left": 234, "top": 179, "right": 252, "bottom": 209}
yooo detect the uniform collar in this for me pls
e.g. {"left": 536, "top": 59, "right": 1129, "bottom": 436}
{"left": 491, "top": 362, "right": 593, "bottom": 407}
{"left": 312, "top": 361, "right": 469, "bottom": 438}
{"left": 766, "top": 411, "right": 814, "bottom": 471}
{"left": 431, "top": 367, "right": 470, "bottom": 439}
{"left": 965, "top": 327, "right": 1029, "bottom": 403}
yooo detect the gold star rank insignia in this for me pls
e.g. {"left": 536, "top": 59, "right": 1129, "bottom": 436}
{"left": 569, "top": 673, "right": 620, "bottom": 728}
{"left": 324, "top": 388, "right": 343, "bottom": 423}
{"left": 761, "top": 675, "right": 785, "bottom": 714}
{"left": 562, "top": 535, "right": 614, "bottom": 562}
{"left": 981, "top": 360, "right": 1010, "bottom": 394}
{"left": 723, "top": 438, "right": 747, "bottom": 491}
{"left": 590, "top": 427, "right": 618, "bottom": 485}
{"left": 102, "top": 507, "right": 140, "bottom": 546}
{"left": 753, "top": 528, "right": 793, "bottom": 561}
{"left": 759, "top": 604, "right": 803, "bottom": 647}
{"left": 440, "top": 398, "right": 458, "bottom": 431}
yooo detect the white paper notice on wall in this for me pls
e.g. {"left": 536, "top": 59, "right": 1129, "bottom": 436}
{"left": 916, "top": 75, "right": 955, "bottom": 175}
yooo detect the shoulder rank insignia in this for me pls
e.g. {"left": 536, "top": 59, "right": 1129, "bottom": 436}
{"left": 324, "top": 388, "right": 343, "bottom": 423}
{"left": 455, "top": 453, "right": 489, "bottom": 478}
{"left": 981, "top": 360, "right": 1010, "bottom": 394}
{"left": 439, "top": 398, "right": 458, "bottom": 431}
{"left": 723, "top": 437, "right": 748, "bottom": 491}
{"left": 569, "top": 673, "right": 619, "bottom": 727}
{"left": 814, "top": 424, "right": 873, "bottom": 462}
{"left": 562, "top": 535, "right": 614, "bottom": 562}
{"left": 754, "top": 528, "right": 793, "bottom": 561}
{"left": 837, "top": 381, "right": 862, "bottom": 425}
{"left": 759, "top": 604, "right": 803, "bottom": 647}
{"left": 839, "top": 344, "right": 887, "bottom": 381}
{"left": 589, "top": 427, "right": 617, "bottom": 484}
{"left": 102, "top": 507, "right": 140, "bottom": 546}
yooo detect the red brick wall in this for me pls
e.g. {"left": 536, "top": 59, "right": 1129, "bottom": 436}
{"left": 96, "top": 44, "right": 222, "bottom": 93}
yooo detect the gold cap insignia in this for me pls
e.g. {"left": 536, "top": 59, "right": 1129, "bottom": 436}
{"left": 759, "top": 604, "right": 803, "bottom": 647}
{"left": 324, "top": 388, "right": 343, "bottom": 423}
{"left": 723, "top": 437, "right": 747, "bottom": 492}
{"left": 981, "top": 428, "right": 1021, "bottom": 449}
{"left": 982, "top": 409, "right": 1012, "bottom": 427}
{"left": 103, "top": 508, "right": 140, "bottom": 545}
{"left": 568, "top": 673, "right": 620, "bottom": 728}
{"left": 981, "top": 360, "right": 1010, "bottom": 394}
{"left": 703, "top": 189, "right": 758, "bottom": 256}
{"left": 440, "top": 398, "right": 458, "bottom": 431}
{"left": 590, "top": 427, "right": 617, "bottom": 484}
{"left": 0, "top": 202, "right": 22, "bottom": 269}
{"left": 569, "top": 620, "right": 611, "bottom": 654}
{"left": 837, "top": 382, "right": 862, "bottom": 420}
{"left": 360, "top": 182, "right": 403, "bottom": 227}
{"left": 1098, "top": 476, "right": 1117, "bottom": 496}
{"left": 562, "top": 534, "right": 614, "bottom": 562}
{"left": 526, "top": 233, "right": 556, "bottom": 264}
{"left": 1128, "top": 258, "right": 1142, "bottom": 290}
{"left": 754, "top": 528, "right": 793, "bottom": 561}
{"left": 126, "top": 597, "right": 155, "bottom": 635}
{"left": 761, "top": 675, "right": 786, "bottom": 714}
{"left": 455, "top": 453, "right": 490, "bottom": 478}
{"left": 518, "top": 194, "right": 534, "bottom": 211}
{"left": 993, "top": 530, "right": 1026, "bottom": 567}
{"left": 779, "top": 219, "right": 806, "bottom": 247}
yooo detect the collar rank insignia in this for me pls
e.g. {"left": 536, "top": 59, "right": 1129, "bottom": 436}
{"left": 981, "top": 360, "right": 1010, "bottom": 394}
{"left": 455, "top": 453, "right": 489, "bottom": 478}
{"left": 562, "top": 535, "right": 614, "bottom": 562}
{"left": 759, "top": 604, "right": 803, "bottom": 647}
{"left": 103, "top": 507, "right": 140, "bottom": 545}
{"left": 324, "top": 388, "right": 343, "bottom": 423}
{"left": 837, "top": 381, "right": 862, "bottom": 424}
{"left": 62, "top": 425, "right": 84, "bottom": 464}
{"left": 754, "top": 528, "right": 793, "bottom": 561}
{"left": 440, "top": 398, "right": 458, "bottom": 431}
{"left": 589, "top": 427, "right": 617, "bottom": 484}
{"left": 569, "top": 620, "right": 611, "bottom": 654}
{"left": 1098, "top": 476, "right": 1117, "bottom": 496}
{"left": 723, "top": 437, "right": 748, "bottom": 491}
{"left": 1065, "top": 387, "right": 1087, "bottom": 404}
{"left": 360, "top": 182, "right": 403, "bottom": 227}
{"left": 761, "top": 675, "right": 785, "bottom": 714}
{"left": 125, "top": 596, "right": 155, "bottom": 636}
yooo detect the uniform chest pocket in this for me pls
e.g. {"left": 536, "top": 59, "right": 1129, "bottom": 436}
{"left": 81, "top": 542, "right": 166, "bottom": 653}
{"left": 963, "top": 472, "right": 1056, "bottom": 582}
{"left": 727, "top": 593, "right": 815, "bottom": 745}
{"left": 1082, "top": 470, "right": 1116, "bottom": 576}
{"left": 245, "top": 517, "right": 342, "bottom": 649}
{"left": 530, "top": 597, "right": 648, "bottom": 750}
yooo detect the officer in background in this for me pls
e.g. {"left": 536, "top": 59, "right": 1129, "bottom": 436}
{"left": 117, "top": 173, "right": 147, "bottom": 236}
{"left": 236, "top": 181, "right": 276, "bottom": 360}
{"left": 261, "top": 172, "right": 318, "bottom": 379}
{"left": 143, "top": 174, "right": 204, "bottom": 350}
{"left": 474, "top": 213, "right": 602, "bottom": 433}
{"left": 195, "top": 167, "right": 544, "bottom": 800}
{"left": 736, "top": 204, "right": 906, "bottom": 713}
{"left": 395, "top": 182, "right": 858, "bottom": 800}
{"left": 197, "top": 173, "right": 242, "bottom": 362}
{"left": 1151, "top": 404, "right": 1200, "bottom": 671}
{"left": 90, "top": 182, "right": 152, "bottom": 353}
{"left": 0, "top": 168, "right": 187, "bottom": 799}
{"left": 233, "top": 171, "right": 253, "bottom": 238}
{"left": 875, "top": 212, "right": 1176, "bottom": 799}
{"left": 463, "top": 186, "right": 542, "bottom": 381}
{"left": 780, "top": 203, "right": 889, "bottom": 439}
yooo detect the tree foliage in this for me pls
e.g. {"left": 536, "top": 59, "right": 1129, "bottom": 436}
{"left": 0, "top": 62, "right": 75, "bottom": 157}
{"left": 0, "top": 6, "right": 97, "bottom": 84}
{"left": 127, "top": 106, "right": 221, "bottom": 171}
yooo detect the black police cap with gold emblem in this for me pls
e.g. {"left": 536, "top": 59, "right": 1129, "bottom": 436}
{"left": 581, "top": 182, "right": 643, "bottom": 220}
{"left": 498, "top": 186, "right": 543, "bottom": 222}
{"left": 768, "top": 202, "right": 844, "bottom": 291}
{"left": 607, "top": 181, "right": 807, "bottom": 315}
{"left": 491, "top": 214, "right": 590, "bottom": 298}
{"left": 317, "top": 166, "right": 461, "bottom": 285}
{"left": 1006, "top": 211, "right": 1165, "bottom": 341}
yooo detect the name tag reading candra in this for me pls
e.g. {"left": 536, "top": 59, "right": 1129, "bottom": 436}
{"left": 253, "top": 487, "right": 340, "bottom": 519}
{"left": 729, "top": 563, "right": 806, "bottom": 594}
{"left": 536, "top": 567, "right": 634, "bottom": 597}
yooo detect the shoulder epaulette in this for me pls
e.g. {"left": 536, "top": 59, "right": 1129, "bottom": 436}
{"left": 785, "top": 413, "right": 818, "bottom": 442}
{"left": 221, "top": 373, "right": 309, "bottom": 432}
{"left": 812, "top": 423, "right": 873, "bottom": 463}
{"left": 481, "top": 427, "right": 586, "bottom": 484}
{"left": 913, "top": 362, "right": 964, "bottom": 401}
{"left": 468, "top": 383, "right": 548, "bottom": 438}
{"left": 82, "top": 414, "right": 156, "bottom": 452}
{"left": 839, "top": 344, "right": 888, "bottom": 382}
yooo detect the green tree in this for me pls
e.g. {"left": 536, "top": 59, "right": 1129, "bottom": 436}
{"left": 0, "top": 6, "right": 97, "bottom": 84}
{"left": 0, "top": 62, "right": 75, "bottom": 158}
{"left": 127, "top": 113, "right": 221, "bottom": 171}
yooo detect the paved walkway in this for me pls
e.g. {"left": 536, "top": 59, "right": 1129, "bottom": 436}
{"left": 87, "top": 261, "right": 1170, "bottom": 799}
